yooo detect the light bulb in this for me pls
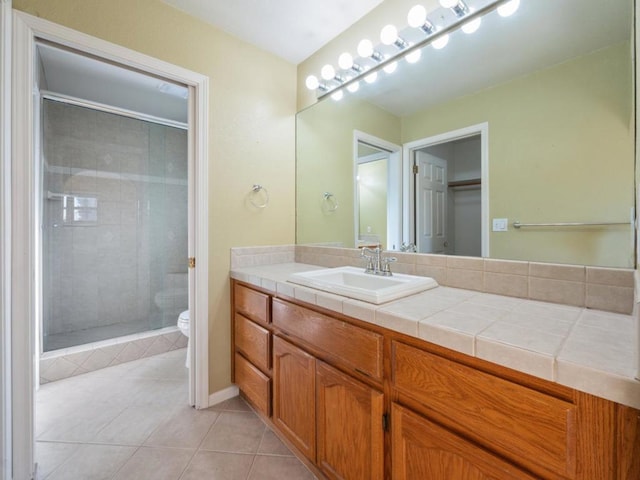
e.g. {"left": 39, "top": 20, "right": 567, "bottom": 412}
{"left": 405, "top": 49, "right": 421, "bottom": 64}
{"left": 331, "top": 90, "right": 344, "bottom": 101}
{"left": 305, "top": 75, "right": 319, "bottom": 90}
{"left": 380, "top": 24, "right": 398, "bottom": 45}
{"left": 347, "top": 81, "right": 360, "bottom": 93}
{"left": 338, "top": 52, "right": 354, "bottom": 70}
{"left": 498, "top": 0, "right": 520, "bottom": 17}
{"left": 321, "top": 64, "right": 336, "bottom": 80}
{"left": 439, "top": 0, "right": 459, "bottom": 8}
{"left": 383, "top": 61, "right": 398, "bottom": 74}
{"left": 407, "top": 5, "right": 427, "bottom": 28}
{"left": 357, "top": 39, "right": 374, "bottom": 58}
{"left": 432, "top": 34, "right": 449, "bottom": 49}
{"left": 364, "top": 71, "right": 377, "bottom": 84}
{"left": 462, "top": 17, "right": 481, "bottom": 34}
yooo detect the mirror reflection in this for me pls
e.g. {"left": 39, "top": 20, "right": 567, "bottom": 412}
{"left": 296, "top": 0, "right": 635, "bottom": 267}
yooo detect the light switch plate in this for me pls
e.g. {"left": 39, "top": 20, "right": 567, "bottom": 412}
{"left": 492, "top": 218, "right": 508, "bottom": 232}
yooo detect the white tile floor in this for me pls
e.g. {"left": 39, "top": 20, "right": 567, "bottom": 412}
{"left": 36, "top": 349, "right": 317, "bottom": 479}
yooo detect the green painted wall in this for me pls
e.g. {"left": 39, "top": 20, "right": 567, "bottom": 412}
{"left": 402, "top": 41, "right": 634, "bottom": 266}
{"left": 296, "top": 98, "right": 401, "bottom": 247}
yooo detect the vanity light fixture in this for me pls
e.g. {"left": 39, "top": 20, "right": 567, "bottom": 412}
{"left": 306, "top": 0, "right": 518, "bottom": 100}
{"left": 380, "top": 24, "right": 409, "bottom": 50}
{"left": 364, "top": 71, "right": 378, "bottom": 84}
{"left": 405, "top": 49, "right": 422, "bottom": 64}
{"left": 407, "top": 4, "right": 449, "bottom": 49}
{"left": 321, "top": 64, "right": 336, "bottom": 80}
{"left": 461, "top": 16, "right": 482, "bottom": 34}
{"left": 407, "top": 5, "right": 430, "bottom": 29}
{"left": 305, "top": 74, "right": 329, "bottom": 92}
{"left": 440, "top": 0, "right": 470, "bottom": 17}
{"left": 321, "top": 64, "right": 346, "bottom": 85}
{"left": 338, "top": 52, "right": 363, "bottom": 73}
{"left": 497, "top": 0, "right": 520, "bottom": 17}
{"left": 432, "top": 34, "right": 450, "bottom": 49}
{"left": 383, "top": 61, "right": 398, "bottom": 74}
{"left": 357, "top": 39, "right": 384, "bottom": 62}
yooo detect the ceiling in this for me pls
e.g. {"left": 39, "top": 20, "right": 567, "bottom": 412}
{"left": 37, "top": 43, "right": 189, "bottom": 124}
{"left": 160, "top": 0, "right": 384, "bottom": 64}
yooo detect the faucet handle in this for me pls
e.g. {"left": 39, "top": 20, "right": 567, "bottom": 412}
{"left": 360, "top": 248, "right": 375, "bottom": 273}
{"left": 381, "top": 256, "right": 397, "bottom": 276}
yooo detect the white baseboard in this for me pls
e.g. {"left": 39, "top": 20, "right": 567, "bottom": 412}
{"left": 208, "top": 385, "right": 239, "bottom": 407}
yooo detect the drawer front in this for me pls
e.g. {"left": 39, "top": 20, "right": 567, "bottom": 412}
{"left": 392, "top": 341, "right": 576, "bottom": 479}
{"left": 272, "top": 299, "right": 383, "bottom": 381}
{"left": 392, "top": 403, "right": 538, "bottom": 480}
{"left": 235, "top": 352, "right": 271, "bottom": 417}
{"left": 234, "top": 283, "right": 270, "bottom": 326}
{"left": 235, "top": 313, "right": 271, "bottom": 373}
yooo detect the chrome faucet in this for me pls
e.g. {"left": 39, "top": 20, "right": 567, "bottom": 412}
{"left": 360, "top": 245, "right": 397, "bottom": 276}
{"left": 399, "top": 242, "right": 417, "bottom": 253}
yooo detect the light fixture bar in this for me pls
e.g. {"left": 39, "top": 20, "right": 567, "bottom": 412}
{"left": 419, "top": 19, "right": 436, "bottom": 35}
{"left": 317, "top": 0, "right": 513, "bottom": 100}
{"left": 451, "top": 1, "right": 470, "bottom": 18}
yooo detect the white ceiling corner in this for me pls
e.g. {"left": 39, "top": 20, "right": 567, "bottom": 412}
{"left": 160, "top": 0, "right": 384, "bottom": 64}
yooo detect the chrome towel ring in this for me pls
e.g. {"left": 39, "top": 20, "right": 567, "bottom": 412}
{"left": 250, "top": 184, "right": 269, "bottom": 209}
{"left": 323, "top": 192, "right": 338, "bottom": 212}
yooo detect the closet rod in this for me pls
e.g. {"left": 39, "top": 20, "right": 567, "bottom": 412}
{"left": 448, "top": 178, "right": 481, "bottom": 188}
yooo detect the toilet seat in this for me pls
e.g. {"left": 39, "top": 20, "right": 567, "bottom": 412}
{"left": 178, "top": 310, "right": 190, "bottom": 337}
{"left": 178, "top": 310, "right": 190, "bottom": 368}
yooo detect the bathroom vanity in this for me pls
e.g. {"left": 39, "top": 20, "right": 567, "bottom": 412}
{"left": 230, "top": 263, "right": 640, "bottom": 480}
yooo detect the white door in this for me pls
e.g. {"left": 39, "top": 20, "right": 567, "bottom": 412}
{"left": 415, "top": 151, "right": 447, "bottom": 253}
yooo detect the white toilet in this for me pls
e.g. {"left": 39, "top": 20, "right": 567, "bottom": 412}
{"left": 178, "top": 310, "right": 190, "bottom": 368}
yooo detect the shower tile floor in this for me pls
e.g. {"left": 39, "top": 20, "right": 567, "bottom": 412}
{"left": 36, "top": 349, "right": 317, "bottom": 479}
{"left": 43, "top": 315, "right": 174, "bottom": 352}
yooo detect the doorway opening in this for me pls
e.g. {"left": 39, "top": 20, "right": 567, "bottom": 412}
{"left": 11, "top": 12, "right": 210, "bottom": 478}
{"left": 353, "top": 131, "right": 402, "bottom": 251}
{"left": 404, "top": 123, "right": 489, "bottom": 257}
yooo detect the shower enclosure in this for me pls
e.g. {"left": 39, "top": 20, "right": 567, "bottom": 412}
{"left": 41, "top": 98, "right": 188, "bottom": 352}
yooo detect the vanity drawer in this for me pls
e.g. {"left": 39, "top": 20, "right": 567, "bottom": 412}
{"left": 272, "top": 299, "right": 383, "bottom": 381}
{"left": 391, "top": 341, "right": 576, "bottom": 479}
{"left": 234, "top": 283, "right": 270, "bottom": 326}
{"left": 234, "top": 352, "right": 271, "bottom": 417}
{"left": 234, "top": 313, "right": 271, "bottom": 373}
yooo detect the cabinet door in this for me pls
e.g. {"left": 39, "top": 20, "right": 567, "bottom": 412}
{"left": 391, "top": 403, "right": 537, "bottom": 480}
{"left": 272, "top": 336, "right": 316, "bottom": 461}
{"left": 316, "top": 361, "right": 384, "bottom": 480}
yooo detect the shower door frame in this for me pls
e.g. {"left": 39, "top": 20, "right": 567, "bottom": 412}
{"left": 0, "top": 2, "right": 12, "bottom": 480}
{"left": 10, "top": 11, "right": 210, "bottom": 479}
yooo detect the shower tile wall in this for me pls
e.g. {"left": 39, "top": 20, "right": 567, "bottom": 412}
{"left": 43, "top": 100, "right": 188, "bottom": 352}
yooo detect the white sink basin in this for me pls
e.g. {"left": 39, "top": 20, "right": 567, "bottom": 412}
{"left": 288, "top": 266, "right": 438, "bottom": 304}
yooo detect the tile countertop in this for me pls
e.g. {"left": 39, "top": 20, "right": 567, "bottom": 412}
{"left": 230, "top": 263, "right": 640, "bottom": 410}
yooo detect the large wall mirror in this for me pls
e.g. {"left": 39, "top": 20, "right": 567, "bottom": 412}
{"left": 296, "top": 0, "right": 635, "bottom": 268}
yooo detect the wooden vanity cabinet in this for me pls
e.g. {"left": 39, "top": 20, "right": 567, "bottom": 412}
{"left": 272, "top": 297, "right": 385, "bottom": 480}
{"left": 272, "top": 334, "right": 384, "bottom": 479}
{"left": 272, "top": 335, "right": 316, "bottom": 461}
{"left": 231, "top": 282, "right": 272, "bottom": 417}
{"left": 391, "top": 403, "right": 537, "bottom": 480}
{"left": 391, "top": 341, "right": 576, "bottom": 479}
{"left": 231, "top": 280, "right": 640, "bottom": 480}
{"left": 316, "top": 361, "right": 384, "bottom": 480}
